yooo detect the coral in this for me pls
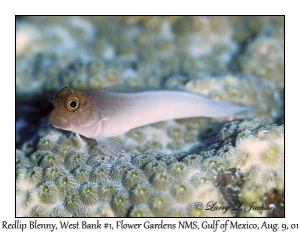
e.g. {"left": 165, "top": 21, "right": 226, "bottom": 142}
{"left": 16, "top": 118, "right": 283, "bottom": 217}
{"left": 240, "top": 30, "right": 284, "bottom": 89}
{"left": 215, "top": 168, "right": 245, "bottom": 217}
{"left": 264, "top": 188, "right": 284, "bottom": 217}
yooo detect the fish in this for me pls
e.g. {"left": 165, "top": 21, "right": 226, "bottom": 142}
{"left": 49, "top": 85, "right": 250, "bottom": 155}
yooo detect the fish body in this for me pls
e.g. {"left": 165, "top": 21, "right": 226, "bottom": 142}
{"left": 49, "top": 86, "right": 248, "bottom": 151}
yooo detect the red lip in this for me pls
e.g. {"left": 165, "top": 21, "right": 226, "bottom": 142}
{"left": 49, "top": 113, "right": 70, "bottom": 129}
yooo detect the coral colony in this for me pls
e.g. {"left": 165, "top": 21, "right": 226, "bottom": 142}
{"left": 16, "top": 16, "right": 284, "bottom": 217}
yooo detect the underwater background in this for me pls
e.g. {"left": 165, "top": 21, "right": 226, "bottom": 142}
{"left": 16, "top": 16, "right": 284, "bottom": 217}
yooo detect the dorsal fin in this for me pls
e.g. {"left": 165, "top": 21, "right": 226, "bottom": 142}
{"left": 100, "top": 84, "right": 166, "bottom": 93}
{"left": 100, "top": 84, "right": 136, "bottom": 93}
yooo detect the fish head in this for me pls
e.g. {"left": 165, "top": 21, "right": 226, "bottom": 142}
{"left": 49, "top": 86, "right": 103, "bottom": 134}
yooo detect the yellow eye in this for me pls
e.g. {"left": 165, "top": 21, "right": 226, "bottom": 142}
{"left": 66, "top": 97, "right": 80, "bottom": 111}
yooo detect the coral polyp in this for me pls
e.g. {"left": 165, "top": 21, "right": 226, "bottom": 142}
{"left": 74, "top": 165, "right": 92, "bottom": 184}
{"left": 151, "top": 172, "right": 174, "bottom": 191}
{"left": 55, "top": 174, "right": 77, "bottom": 194}
{"left": 90, "top": 163, "right": 111, "bottom": 183}
{"left": 123, "top": 169, "right": 148, "bottom": 189}
{"left": 170, "top": 181, "right": 194, "bottom": 204}
{"left": 24, "top": 167, "right": 43, "bottom": 185}
{"left": 63, "top": 191, "right": 82, "bottom": 213}
{"left": 169, "top": 162, "right": 189, "bottom": 180}
{"left": 44, "top": 165, "right": 64, "bottom": 181}
{"left": 37, "top": 182, "right": 59, "bottom": 204}
{"left": 130, "top": 182, "right": 154, "bottom": 204}
{"left": 182, "top": 154, "right": 202, "bottom": 169}
{"left": 79, "top": 183, "right": 99, "bottom": 206}
{"left": 64, "top": 152, "right": 88, "bottom": 170}
{"left": 111, "top": 189, "right": 130, "bottom": 216}
{"left": 260, "top": 142, "right": 283, "bottom": 166}
{"left": 98, "top": 181, "right": 121, "bottom": 202}
{"left": 144, "top": 161, "right": 167, "bottom": 177}
{"left": 149, "top": 192, "right": 173, "bottom": 216}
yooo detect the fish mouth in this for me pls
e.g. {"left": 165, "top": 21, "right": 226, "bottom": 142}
{"left": 49, "top": 115, "right": 71, "bottom": 130}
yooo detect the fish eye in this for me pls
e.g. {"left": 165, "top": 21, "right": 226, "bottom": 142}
{"left": 66, "top": 97, "right": 80, "bottom": 111}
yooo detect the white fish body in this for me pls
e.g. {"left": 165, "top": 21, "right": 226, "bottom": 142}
{"left": 49, "top": 86, "right": 249, "bottom": 154}
{"left": 94, "top": 90, "right": 247, "bottom": 139}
